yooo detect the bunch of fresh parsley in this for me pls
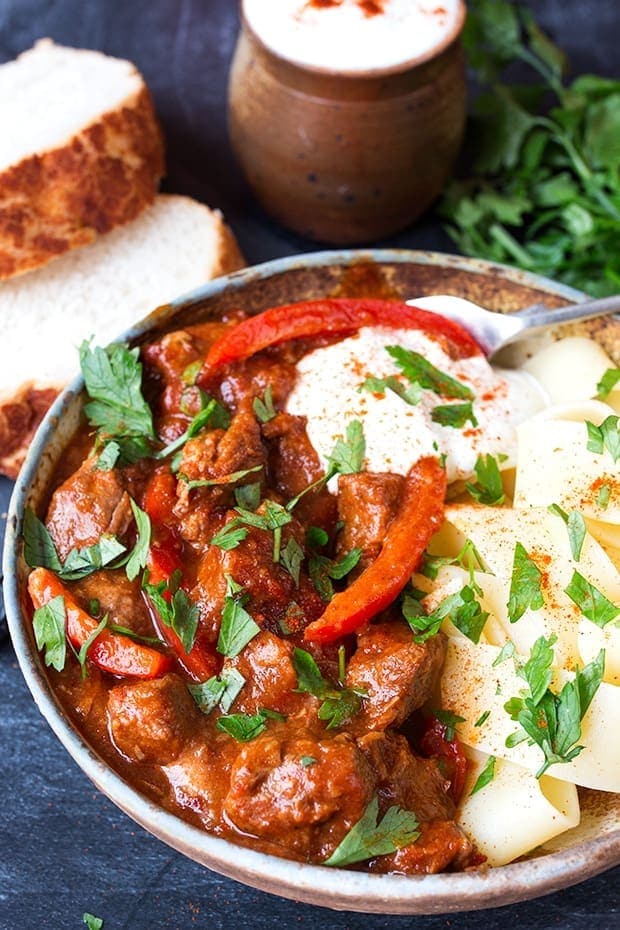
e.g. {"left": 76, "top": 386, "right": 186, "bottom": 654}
{"left": 440, "top": 0, "right": 620, "bottom": 296}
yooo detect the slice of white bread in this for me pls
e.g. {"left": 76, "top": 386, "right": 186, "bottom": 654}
{"left": 0, "top": 194, "right": 244, "bottom": 477}
{"left": 0, "top": 39, "right": 164, "bottom": 280}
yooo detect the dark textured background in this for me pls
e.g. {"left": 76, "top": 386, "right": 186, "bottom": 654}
{"left": 0, "top": 2, "right": 619, "bottom": 928}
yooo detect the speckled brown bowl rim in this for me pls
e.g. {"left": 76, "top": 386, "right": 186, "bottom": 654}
{"left": 239, "top": 0, "right": 468, "bottom": 78}
{"left": 4, "top": 249, "right": 620, "bottom": 915}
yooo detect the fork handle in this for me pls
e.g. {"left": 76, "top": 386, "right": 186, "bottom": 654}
{"left": 513, "top": 294, "right": 620, "bottom": 337}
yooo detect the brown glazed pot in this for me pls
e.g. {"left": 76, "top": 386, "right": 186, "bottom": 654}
{"left": 228, "top": 4, "right": 467, "bottom": 244}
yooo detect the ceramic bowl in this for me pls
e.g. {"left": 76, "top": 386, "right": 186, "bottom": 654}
{"left": 4, "top": 250, "right": 620, "bottom": 914}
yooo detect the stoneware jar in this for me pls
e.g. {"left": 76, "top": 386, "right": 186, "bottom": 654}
{"left": 228, "top": 0, "right": 467, "bottom": 244}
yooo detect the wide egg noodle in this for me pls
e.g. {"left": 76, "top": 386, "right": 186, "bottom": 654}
{"left": 457, "top": 746, "right": 580, "bottom": 867}
{"left": 440, "top": 637, "right": 620, "bottom": 793}
{"left": 521, "top": 336, "right": 620, "bottom": 409}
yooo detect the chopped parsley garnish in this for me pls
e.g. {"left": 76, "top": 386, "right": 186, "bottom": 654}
{"left": 402, "top": 592, "right": 443, "bottom": 643}
{"left": 431, "top": 401, "right": 478, "bottom": 429}
{"left": 516, "top": 633, "right": 556, "bottom": 706}
{"left": 253, "top": 385, "right": 277, "bottom": 423}
{"left": 326, "top": 419, "right": 366, "bottom": 475}
{"left": 507, "top": 542, "right": 544, "bottom": 624}
{"left": 470, "top": 756, "right": 496, "bottom": 796}
{"left": 23, "top": 507, "right": 127, "bottom": 581}
{"left": 182, "top": 360, "right": 203, "bottom": 386}
{"left": 386, "top": 346, "right": 474, "bottom": 400}
{"left": 504, "top": 644, "right": 605, "bottom": 778}
{"left": 188, "top": 668, "right": 246, "bottom": 716}
{"left": 234, "top": 481, "right": 262, "bottom": 511}
{"left": 492, "top": 640, "right": 516, "bottom": 666}
{"left": 421, "top": 538, "right": 487, "bottom": 582}
{"left": 33, "top": 595, "right": 66, "bottom": 672}
{"left": 300, "top": 756, "right": 317, "bottom": 767}
{"left": 216, "top": 711, "right": 270, "bottom": 742}
{"left": 434, "top": 709, "right": 466, "bottom": 741}
{"left": 429, "top": 585, "right": 489, "bottom": 644}
{"left": 79, "top": 339, "right": 155, "bottom": 465}
{"left": 156, "top": 394, "right": 230, "bottom": 461}
{"left": 596, "top": 484, "right": 611, "bottom": 510}
{"left": 548, "top": 504, "right": 586, "bottom": 561}
{"left": 474, "top": 710, "right": 491, "bottom": 728}
{"left": 125, "top": 499, "right": 151, "bottom": 582}
{"left": 359, "top": 375, "right": 422, "bottom": 406}
{"left": 324, "top": 796, "right": 420, "bottom": 867}
{"left": 143, "top": 569, "right": 199, "bottom": 654}
{"left": 465, "top": 453, "right": 506, "bottom": 505}
{"left": 82, "top": 915, "right": 104, "bottom": 930}
{"left": 564, "top": 571, "right": 620, "bottom": 628}
{"left": 180, "top": 464, "right": 263, "bottom": 491}
{"left": 217, "top": 575, "right": 261, "bottom": 657}
{"left": 77, "top": 615, "right": 108, "bottom": 679}
{"left": 596, "top": 368, "right": 620, "bottom": 398}
{"left": 293, "top": 647, "right": 364, "bottom": 729}
{"left": 308, "top": 547, "right": 362, "bottom": 602}
{"left": 586, "top": 416, "right": 620, "bottom": 463}
{"left": 280, "top": 537, "right": 304, "bottom": 587}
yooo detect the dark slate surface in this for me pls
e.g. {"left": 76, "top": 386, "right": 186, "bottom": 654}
{"left": 0, "top": 1, "right": 619, "bottom": 927}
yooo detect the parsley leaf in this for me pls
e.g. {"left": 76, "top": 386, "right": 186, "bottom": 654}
{"left": 82, "top": 915, "right": 104, "bottom": 930}
{"left": 293, "top": 647, "right": 364, "bottom": 729}
{"left": 125, "top": 499, "right": 151, "bottom": 582}
{"left": 586, "top": 416, "right": 620, "bottom": 463}
{"left": 465, "top": 454, "right": 506, "bottom": 505}
{"left": 505, "top": 650, "right": 605, "bottom": 778}
{"left": 77, "top": 615, "right": 108, "bottom": 679}
{"left": 280, "top": 537, "right": 304, "bottom": 587}
{"left": 143, "top": 569, "right": 199, "bottom": 653}
{"left": 474, "top": 710, "right": 491, "bottom": 727}
{"left": 470, "top": 755, "right": 496, "bottom": 796}
{"left": 156, "top": 395, "right": 231, "bottom": 461}
{"left": 188, "top": 668, "right": 245, "bottom": 716}
{"left": 234, "top": 481, "right": 262, "bottom": 511}
{"left": 217, "top": 575, "right": 261, "bottom": 657}
{"left": 548, "top": 504, "right": 587, "bottom": 561}
{"left": 564, "top": 571, "right": 620, "bottom": 627}
{"left": 431, "top": 402, "right": 478, "bottom": 429}
{"left": 359, "top": 375, "right": 422, "bottom": 406}
{"left": 180, "top": 464, "right": 263, "bottom": 491}
{"left": 23, "top": 508, "right": 128, "bottom": 581}
{"left": 95, "top": 440, "right": 121, "bottom": 471}
{"left": 386, "top": 346, "right": 474, "bottom": 400}
{"left": 33, "top": 596, "right": 66, "bottom": 672}
{"left": 507, "top": 542, "right": 544, "bottom": 623}
{"left": 300, "top": 756, "right": 317, "bottom": 767}
{"left": 596, "top": 368, "right": 620, "bottom": 398}
{"left": 216, "top": 712, "right": 269, "bottom": 742}
{"left": 596, "top": 484, "right": 611, "bottom": 510}
{"left": 492, "top": 640, "right": 516, "bottom": 666}
{"left": 308, "top": 548, "right": 362, "bottom": 602}
{"left": 324, "top": 796, "right": 420, "bottom": 867}
{"left": 430, "top": 585, "right": 489, "bottom": 644}
{"left": 402, "top": 592, "right": 443, "bottom": 643}
{"left": 517, "top": 634, "right": 557, "bottom": 706}
{"left": 421, "top": 538, "right": 487, "bottom": 582}
{"left": 79, "top": 340, "right": 154, "bottom": 450}
{"left": 327, "top": 419, "right": 366, "bottom": 475}
{"left": 434, "top": 709, "right": 466, "bottom": 741}
{"left": 210, "top": 521, "right": 249, "bottom": 551}
{"left": 253, "top": 385, "right": 277, "bottom": 423}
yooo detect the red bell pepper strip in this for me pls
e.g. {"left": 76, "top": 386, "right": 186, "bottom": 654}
{"left": 419, "top": 715, "right": 468, "bottom": 804}
{"left": 28, "top": 567, "right": 172, "bottom": 679}
{"left": 304, "top": 456, "right": 447, "bottom": 645}
{"left": 199, "top": 298, "right": 482, "bottom": 380}
{"left": 143, "top": 468, "right": 178, "bottom": 529}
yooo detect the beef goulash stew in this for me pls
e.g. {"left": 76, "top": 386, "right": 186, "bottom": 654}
{"left": 24, "top": 298, "right": 620, "bottom": 872}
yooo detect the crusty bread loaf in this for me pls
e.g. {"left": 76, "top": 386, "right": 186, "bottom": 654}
{"left": 0, "top": 39, "right": 164, "bottom": 280}
{"left": 0, "top": 194, "right": 244, "bottom": 477}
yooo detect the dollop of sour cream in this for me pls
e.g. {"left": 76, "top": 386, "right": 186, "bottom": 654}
{"left": 285, "top": 325, "right": 547, "bottom": 484}
{"left": 243, "top": 0, "right": 462, "bottom": 74}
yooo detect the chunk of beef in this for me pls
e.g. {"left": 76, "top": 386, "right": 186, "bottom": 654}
{"left": 346, "top": 623, "right": 446, "bottom": 732}
{"left": 222, "top": 631, "right": 315, "bottom": 719}
{"left": 223, "top": 729, "right": 374, "bottom": 859}
{"left": 219, "top": 355, "right": 297, "bottom": 416}
{"left": 262, "top": 412, "right": 337, "bottom": 532}
{"left": 358, "top": 732, "right": 474, "bottom": 874}
{"left": 192, "top": 516, "right": 323, "bottom": 642}
{"left": 107, "top": 674, "right": 198, "bottom": 765}
{"left": 46, "top": 458, "right": 132, "bottom": 560}
{"left": 174, "top": 410, "right": 265, "bottom": 546}
{"left": 163, "top": 722, "right": 241, "bottom": 832}
{"left": 72, "top": 570, "right": 154, "bottom": 638}
{"left": 357, "top": 731, "right": 454, "bottom": 822}
{"left": 368, "top": 820, "right": 474, "bottom": 874}
{"left": 337, "top": 472, "right": 404, "bottom": 569}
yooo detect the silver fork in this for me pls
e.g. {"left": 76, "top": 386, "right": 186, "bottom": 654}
{"left": 407, "top": 294, "right": 620, "bottom": 359}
